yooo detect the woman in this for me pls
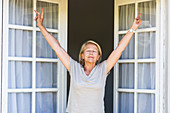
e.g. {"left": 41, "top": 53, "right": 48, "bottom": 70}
{"left": 34, "top": 8, "right": 142, "bottom": 113}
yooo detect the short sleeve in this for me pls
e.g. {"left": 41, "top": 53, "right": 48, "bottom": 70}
{"left": 98, "top": 60, "right": 110, "bottom": 78}
{"left": 68, "top": 57, "right": 80, "bottom": 77}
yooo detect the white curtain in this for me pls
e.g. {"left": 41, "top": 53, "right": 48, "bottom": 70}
{"left": 9, "top": 0, "right": 32, "bottom": 26}
{"left": 138, "top": 1, "right": 156, "bottom": 29}
{"left": 37, "top": 1, "right": 58, "bottom": 29}
{"left": 36, "top": 32, "right": 58, "bottom": 58}
{"left": 119, "top": 63, "right": 134, "bottom": 89}
{"left": 119, "top": 4, "right": 135, "bottom": 31}
{"left": 119, "top": 34, "right": 135, "bottom": 59}
{"left": 137, "top": 94, "right": 155, "bottom": 113}
{"left": 8, "top": 0, "right": 58, "bottom": 113}
{"left": 36, "top": 93, "right": 57, "bottom": 113}
{"left": 118, "top": 1, "right": 156, "bottom": 113}
{"left": 36, "top": 62, "right": 57, "bottom": 88}
{"left": 118, "top": 93, "right": 134, "bottom": 113}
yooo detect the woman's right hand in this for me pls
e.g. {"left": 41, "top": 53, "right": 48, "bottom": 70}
{"left": 34, "top": 8, "right": 44, "bottom": 27}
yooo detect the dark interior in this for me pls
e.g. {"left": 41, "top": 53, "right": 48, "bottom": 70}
{"left": 68, "top": 0, "right": 114, "bottom": 112}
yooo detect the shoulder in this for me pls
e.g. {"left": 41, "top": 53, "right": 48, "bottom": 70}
{"left": 97, "top": 60, "right": 107, "bottom": 67}
{"left": 97, "top": 60, "right": 110, "bottom": 77}
{"left": 69, "top": 57, "right": 82, "bottom": 73}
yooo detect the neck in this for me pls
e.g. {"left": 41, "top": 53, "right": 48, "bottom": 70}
{"left": 83, "top": 62, "right": 96, "bottom": 76}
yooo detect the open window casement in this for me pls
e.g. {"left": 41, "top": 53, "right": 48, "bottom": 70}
{"left": 2, "top": 0, "right": 67, "bottom": 113}
{"left": 114, "top": 0, "right": 161, "bottom": 113}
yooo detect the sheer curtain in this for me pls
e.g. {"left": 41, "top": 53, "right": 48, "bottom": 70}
{"left": 8, "top": 0, "right": 58, "bottom": 113}
{"left": 118, "top": 1, "right": 156, "bottom": 113}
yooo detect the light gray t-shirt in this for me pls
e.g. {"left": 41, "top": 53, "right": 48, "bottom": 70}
{"left": 66, "top": 57, "right": 109, "bottom": 113}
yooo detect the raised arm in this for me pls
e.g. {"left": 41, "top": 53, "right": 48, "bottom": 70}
{"left": 106, "top": 13, "right": 142, "bottom": 74}
{"left": 34, "top": 8, "right": 70, "bottom": 71}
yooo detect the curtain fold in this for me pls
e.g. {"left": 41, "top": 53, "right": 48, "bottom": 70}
{"left": 36, "top": 93, "right": 57, "bottom": 113}
{"left": 137, "top": 94, "right": 155, "bottom": 113}
{"left": 119, "top": 63, "right": 134, "bottom": 89}
{"left": 36, "top": 32, "right": 58, "bottom": 58}
{"left": 118, "top": 93, "right": 134, "bottom": 113}
{"left": 8, "top": 93, "right": 32, "bottom": 113}
{"left": 37, "top": 1, "right": 58, "bottom": 29}
{"left": 36, "top": 62, "right": 57, "bottom": 88}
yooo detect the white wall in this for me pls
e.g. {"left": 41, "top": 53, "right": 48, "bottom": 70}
{"left": 167, "top": 0, "right": 170, "bottom": 112}
{"left": 0, "top": 0, "right": 2, "bottom": 112}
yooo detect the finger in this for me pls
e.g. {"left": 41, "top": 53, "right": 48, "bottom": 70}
{"left": 34, "top": 16, "right": 38, "bottom": 21}
{"left": 34, "top": 10, "right": 39, "bottom": 15}
{"left": 137, "top": 13, "right": 142, "bottom": 18}
{"left": 41, "top": 8, "right": 44, "bottom": 19}
{"left": 38, "top": 12, "right": 41, "bottom": 19}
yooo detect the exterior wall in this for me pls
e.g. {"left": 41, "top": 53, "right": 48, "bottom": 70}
{"left": 166, "top": 0, "right": 170, "bottom": 112}
{"left": 0, "top": 0, "right": 2, "bottom": 112}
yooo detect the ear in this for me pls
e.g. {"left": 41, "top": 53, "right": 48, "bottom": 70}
{"left": 82, "top": 53, "right": 85, "bottom": 59}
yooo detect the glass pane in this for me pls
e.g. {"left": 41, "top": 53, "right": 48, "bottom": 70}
{"left": 137, "top": 94, "right": 155, "bottom": 113}
{"left": 36, "top": 32, "right": 58, "bottom": 58}
{"left": 8, "top": 61, "right": 32, "bottom": 89}
{"left": 36, "top": 92, "right": 57, "bottom": 113}
{"left": 138, "top": 1, "right": 156, "bottom": 29}
{"left": 138, "top": 32, "right": 156, "bottom": 59}
{"left": 8, "top": 93, "right": 32, "bottom": 113}
{"left": 9, "top": 29, "right": 32, "bottom": 57}
{"left": 119, "top": 34, "right": 135, "bottom": 59}
{"left": 119, "top": 4, "right": 135, "bottom": 31}
{"left": 37, "top": 1, "right": 58, "bottom": 29}
{"left": 36, "top": 62, "right": 57, "bottom": 88}
{"left": 118, "top": 93, "right": 134, "bottom": 113}
{"left": 9, "top": 0, "right": 33, "bottom": 26}
{"left": 119, "top": 63, "right": 134, "bottom": 89}
{"left": 138, "top": 63, "right": 155, "bottom": 89}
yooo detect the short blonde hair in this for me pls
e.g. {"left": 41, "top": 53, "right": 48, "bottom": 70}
{"left": 79, "top": 40, "right": 102, "bottom": 66}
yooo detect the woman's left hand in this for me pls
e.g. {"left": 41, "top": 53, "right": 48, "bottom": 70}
{"left": 131, "top": 13, "right": 142, "bottom": 31}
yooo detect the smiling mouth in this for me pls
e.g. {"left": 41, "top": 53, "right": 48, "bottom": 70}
{"left": 88, "top": 56, "right": 94, "bottom": 58}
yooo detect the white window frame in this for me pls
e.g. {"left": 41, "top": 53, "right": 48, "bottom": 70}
{"left": 113, "top": 0, "right": 163, "bottom": 113}
{"left": 2, "top": 0, "right": 68, "bottom": 113}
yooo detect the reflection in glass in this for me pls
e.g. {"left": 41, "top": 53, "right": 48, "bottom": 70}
{"left": 138, "top": 32, "right": 156, "bottom": 59}
{"left": 119, "top": 34, "right": 135, "bottom": 59}
{"left": 36, "top": 62, "right": 57, "bottom": 88}
{"left": 119, "top": 63, "right": 134, "bottom": 89}
{"left": 138, "top": 63, "right": 155, "bottom": 89}
{"left": 36, "top": 92, "right": 57, "bottom": 113}
{"left": 138, "top": 94, "right": 155, "bottom": 113}
{"left": 9, "top": 29, "right": 32, "bottom": 57}
{"left": 138, "top": 1, "right": 156, "bottom": 28}
{"left": 8, "top": 93, "right": 32, "bottom": 113}
{"left": 118, "top": 92, "right": 134, "bottom": 113}
{"left": 119, "top": 4, "right": 135, "bottom": 31}
{"left": 37, "top": 1, "right": 58, "bottom": 29}
{"left": 9, "top": 0, "right": 33, "bottom": 26}
{"left": 8, "top": 61, "right": 32, "bottom": 89}
{"left": 36, "top": 32, "right": 58, "bottom": 58}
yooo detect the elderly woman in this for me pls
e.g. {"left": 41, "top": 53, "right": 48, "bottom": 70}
{"left": 34, "top": 8, "right": 142, "bottom": 113}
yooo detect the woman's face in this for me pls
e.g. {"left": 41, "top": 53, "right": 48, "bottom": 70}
{"left": 82, "top": 44, "right": 100, "bottom": 64}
